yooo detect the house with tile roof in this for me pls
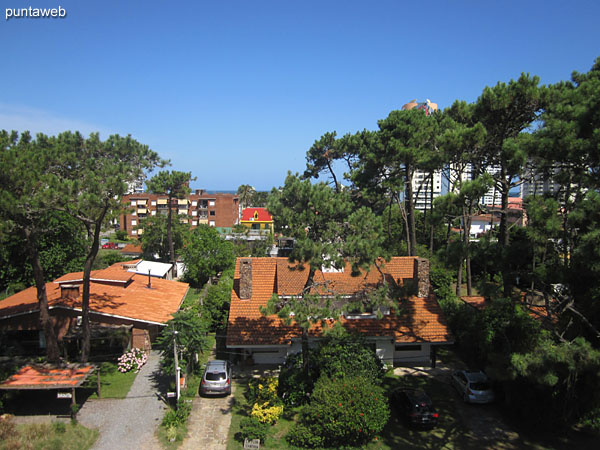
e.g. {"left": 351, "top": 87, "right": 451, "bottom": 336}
{"left": 226, "top": 256, "right": 453, "bottom": 365}
{"left": 0, "top": 261, "right": 189, "bottom": 356}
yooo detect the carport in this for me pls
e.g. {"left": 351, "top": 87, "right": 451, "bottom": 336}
{"left": 0, "top": 364, "right": 99, "bottom": 414}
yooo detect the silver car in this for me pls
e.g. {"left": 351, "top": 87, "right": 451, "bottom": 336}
{"left": 451, "top": 370, "right": 495, "bottom": 404}
{"left": 200, "top": 360, "right": 232, "bottom": 396}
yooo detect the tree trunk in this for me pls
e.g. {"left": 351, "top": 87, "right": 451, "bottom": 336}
{"left": 405, "top": 165, "right": 417, "bottom": 256}
{"left": 301, "top": 267, "right": 316, "bottom": 376}
{"left": 80, "top": 208, "right": 107, "bottom": 363}
{"left": 25, "top": 230, "right": 60, "bottom": 362}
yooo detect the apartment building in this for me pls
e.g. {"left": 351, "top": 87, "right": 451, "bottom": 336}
{"left": 120, "top": 190, "right": 240, "bottom": 237}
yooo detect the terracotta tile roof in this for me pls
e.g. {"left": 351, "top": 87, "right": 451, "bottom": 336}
{"left": 0, "top": 262, "right": 188, "bottom": 325}
{"left": 241, "top": 207, "right": 273, "bottom": 222}
{"left": 0, "top": 364, "right": 94, "bottom": 389}
{"left": 227, "top": 257, "right": 452, "bottom": 346}
{"left": 461, "top": 296, "right": 487, "bottom": 310}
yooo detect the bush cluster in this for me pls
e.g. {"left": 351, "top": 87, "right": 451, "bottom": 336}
{"left": 239, "top": 417, "right": 269, "bottom": 443}
{"left": 246, "top": 377, "right": 284, "bottom": 425}
{"left": 287, "top": 376, "right": 389, "bottom": 448}
{"left": 251, "top": 401, "right": 284, "bottom": 424}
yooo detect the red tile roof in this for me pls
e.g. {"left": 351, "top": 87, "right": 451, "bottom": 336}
{"left": 121, "top": 244, "right": 143, "bottom": 255}
{"left": 0, "top": 262, "right": 189, "bottom": 325}
{"left": 241, "top": 207, "right": 273, "bottom": 222}
{"left": 0, "top": 365, "right": 94, "bottom": 389}
{"left": 227, "top": 257, "right": 452, "bottom": 346}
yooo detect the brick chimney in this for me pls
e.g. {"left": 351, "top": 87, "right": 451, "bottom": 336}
{"left": 61, "top": 284, "right": 80, "bottom": 299}
{"left": 239, "top": 258, "right": 252, "bottom": 300}
{"left": 414, "top": 258, "right": 430, "bottom": 297}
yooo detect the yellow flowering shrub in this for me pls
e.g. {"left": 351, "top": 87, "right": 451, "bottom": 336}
{"left": 251, "top": 401, "right": 284, "bottom": 424}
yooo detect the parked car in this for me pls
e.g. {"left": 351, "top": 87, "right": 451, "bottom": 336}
{"left": 199, "top": 360, "right": 232, "bottom": 396}
{"left": 451, "top": 370, "right": 495, "bottom": 404}
{"left": 392, "top": 389, "right": 439, "bottom": 428}
{"left": 101, "top": 242, "right": 118, "bottom": 249}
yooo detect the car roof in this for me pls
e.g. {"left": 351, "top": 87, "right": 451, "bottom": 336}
{"left": 206, "top": 360, "right": 228, "bottom": 370}
{"left": 463, "top": 371, "right": 488, "bottom": 382}
{"left": 400, "top": 389, "right": 431, "bottom": 403}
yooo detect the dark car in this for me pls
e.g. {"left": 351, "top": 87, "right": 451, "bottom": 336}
{"left": 199, "top": 360, "right": 232, "bottom": 396}
{"left": 392, "top": 389, "right": 439, "bottom": 428}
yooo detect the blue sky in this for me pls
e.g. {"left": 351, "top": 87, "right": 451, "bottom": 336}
{"left": 2, "top": 0, "right": 599, "bottom": 191}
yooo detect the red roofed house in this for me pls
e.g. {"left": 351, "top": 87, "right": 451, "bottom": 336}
{"left": 240, "top": 207, "right": 274, "bottom": 233}
{"left": 0, "top": 261, "right": 189, "bottom": 356}
{"left": 226, "top": 257, "right": 453, "bottom": 365}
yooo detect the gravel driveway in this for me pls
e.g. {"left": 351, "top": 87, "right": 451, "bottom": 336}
{"left": 78, "top": 350, "right": 167, "bottom": 450}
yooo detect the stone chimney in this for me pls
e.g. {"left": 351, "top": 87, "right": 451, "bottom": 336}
{"left": 61, "top": 284, "right": 80, "bottom": 299}
{"left": 414, "top": 258, "right": 430, "bottom": 297}
{"left": 239, "top": 258, "right": 253, "bottom": 300}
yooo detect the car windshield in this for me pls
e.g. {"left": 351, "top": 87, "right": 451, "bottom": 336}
{"left": 471, "top": 382, "right": 491, "bottom": 391}
{"left": 206, "top": 372, "right": 226, "bottom": 381}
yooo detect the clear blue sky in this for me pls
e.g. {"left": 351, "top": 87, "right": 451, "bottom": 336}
{"left": 1, "top": 0, "right": 599, "bottom": 191}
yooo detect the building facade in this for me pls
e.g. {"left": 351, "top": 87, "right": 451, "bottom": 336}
{"left": 120, "top": 190, "right": 240, "bottom": 237}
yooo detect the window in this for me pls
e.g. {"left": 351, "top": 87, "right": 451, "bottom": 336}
{"left": 151, "top": 210, "right": 156, "bottom": 216}
{"left": 132, "top": 211, "right": 136, "bottom": 216}
{"left": 131, "top": 230, "right": 137, "bottom": 235}
{"left": 192, "top": 210, "right": 197, "bottom": 216}
{"left": 192, "top": 200, "right": 197, "bottom": 206}
{"left": 151, "top": 200, "right": 156, "bottom": 206}
{"left": 131, "top": 220, "right": 137, "bottom": 226}
{"left": 210, "top": 210, "right": 215, "bottom": 216}
{"left": 131, "top": 200, "right": 137, "bottom": 206}
{"left": 209, "top": 200, "right": 215, "bottom": 206}
{"left": 209, "top": 220, "right": 215, "bottom": 227}
{"left": 192, "top": 220, "right": 197, "bottom": 226}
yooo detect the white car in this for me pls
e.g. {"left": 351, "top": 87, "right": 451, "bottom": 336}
{"left": 451, "top": 370, "right": 495, "bottom": 404}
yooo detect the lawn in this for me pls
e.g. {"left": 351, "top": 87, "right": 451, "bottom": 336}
{"left": 0, "top": 420, "right": 98, "bottom": 450}
{"left": 86, "top": 362, "right": 137, "bottom": 399}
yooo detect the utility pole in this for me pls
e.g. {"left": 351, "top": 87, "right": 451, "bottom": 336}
{"left": 173, "top": 329, "right": 180, "bottom": 403}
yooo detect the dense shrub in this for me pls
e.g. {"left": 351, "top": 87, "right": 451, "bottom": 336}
{"left": 314, "top": 336, "right": 385, "bottom": 383}
{"left": 251, "top": 401, "right": 284, "bottom": 424}
{"left": 278, "top": 352, "right": 316, "bottom": 406}
{"left": 239, "top": 417, "right": 269, "bottom": 443}
{"left": 247, "top": 376, "right": 279, "bottom": 404}
{"left": 287, "top": 376, "right": 389, "bottom": 448}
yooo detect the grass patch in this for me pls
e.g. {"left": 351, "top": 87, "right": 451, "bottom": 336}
{"left": 0, "top": 420, "right": 98, "bottom": 450}
{"left": 181, "top": 287, "right": 203, "bottom": 309}
{"left": 86, "top": 362, "right": 137, "bottom": 399}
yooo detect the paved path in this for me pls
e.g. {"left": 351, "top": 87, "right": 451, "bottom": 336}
{"left": 78, "top": 350, "right": 167, "bottom": 450}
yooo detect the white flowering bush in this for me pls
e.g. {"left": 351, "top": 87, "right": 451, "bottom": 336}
{"left": 118, "top": 348, "right": 148, "bottom": 373}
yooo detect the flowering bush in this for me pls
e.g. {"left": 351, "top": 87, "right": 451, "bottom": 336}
{"left": 286, "top": 376, "right": 389, "bottom": 447}
{"left": 248, "top": 376, "right": 279, "bottom": 404}
{"left": 118, "top": 348, "right": 148, "bottom": 373}
{"left": 251, "top": 401, "right": 284, "bottom": 424}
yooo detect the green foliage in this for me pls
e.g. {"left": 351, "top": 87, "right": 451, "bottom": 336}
{"left": 0, "top": 211, "right": 87, "bottom": 291}
{"left": 181, "top": 225, "right": 235, "bottom": 287}
{"left": 114, "top": 230, "right": 129, "bottom": 241}
{"left": 236, "top": 184, "right": 256, "bottom": 209}
{"left": 138, "top": 214, "right": 189, "bottom": 262}
{"left": 508, "top": 337, "right": 600, "bottom": 428}
{"left": 238, "top": 417, "right": 269, "bottom": 443}
{"left": 161, "top": 400, "right": 192, "bottom": 428}
{"left": 287, "top": 376, "right": 389, "bottom": 448}
{"left": 155, "top": 309, "right": 210, "bottom": 375}
{"left": 277, "top": 351, "right": 315, "bottom": 406}
{"left": 313, "top": 335, "right": 385, "bottom": 383}
{"left": 91, "top": 250, "right": 131, "bottom": 270}
{"left": 201, "top": 272, "right": 234, "bottom": 331}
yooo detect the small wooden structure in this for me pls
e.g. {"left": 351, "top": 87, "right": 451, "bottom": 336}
{"left": 0, "top": 363, "right": 98, "bottom": 412}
